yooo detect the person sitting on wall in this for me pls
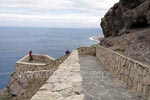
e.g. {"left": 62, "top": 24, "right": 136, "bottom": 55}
{"left": 65, "top": 49, "right": 70, "bottom": 55}
{"left": 29, "top": 50, "right": 33, "bottom": 61}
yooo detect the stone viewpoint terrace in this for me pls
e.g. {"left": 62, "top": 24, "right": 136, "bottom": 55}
{"left": 30, "top": 45, "right": 148, "bottom": 100}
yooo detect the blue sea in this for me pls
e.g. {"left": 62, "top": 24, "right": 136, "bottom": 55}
{"left": 0, "top": 27, "right": 102, "bottom": 89}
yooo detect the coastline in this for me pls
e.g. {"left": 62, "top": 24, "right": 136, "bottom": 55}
{"left": 89, "top": 36, "right": 104, "bottom": 42}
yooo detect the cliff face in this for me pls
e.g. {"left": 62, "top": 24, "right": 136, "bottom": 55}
{"left": 101, "top": 0, "right": 150, "bottom": 37}
{"left": 100, "top": 0, "right": 150, "bottom": 65}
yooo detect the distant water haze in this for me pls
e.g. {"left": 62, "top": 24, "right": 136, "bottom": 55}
{"left": 0, "top": 27, "right": 103, "bottom": 89}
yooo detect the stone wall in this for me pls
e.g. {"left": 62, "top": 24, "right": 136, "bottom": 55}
{"left": 16, "top": 54, "right": 55, "bottom": 72}
{"left": 15, "top": 46, "right": 94, "bottom": 72}
{"left": 96, "top": 45, "right": 150, "bottom": 99}
{"left": 47, "top": 54, "right": 69, "bottom": 69}
{"left": 2, "top": 54, "right": 69, "bottom": 100}
{"left": 78, "top": 45, "right": 96, "bottom": 56}
{"left": 16, "top": 54, "right": 69, "bottom": 80}
{"left": 20, "top": 54, "right": 55, "bottom": 63}
{"left": 16, "top": 63, "right": 47, "bottom": 72}
{"left": 30, "top": 50, "right": 83, "bottom": 100}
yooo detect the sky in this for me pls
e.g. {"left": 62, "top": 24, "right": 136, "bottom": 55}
{"left": 0, "top": 0, "right": 119, "bottom": 28}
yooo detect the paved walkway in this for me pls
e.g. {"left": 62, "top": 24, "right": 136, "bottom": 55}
{"left": 79, "top": 55, "right": 141, "bottom": 100}
{"left": 31, "top": 51, "right": 141, "bottom": 100}
{"left": 31, "top": 50, "right": 84, "bottom": 100}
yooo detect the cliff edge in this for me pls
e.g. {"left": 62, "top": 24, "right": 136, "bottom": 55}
{"left": 100, "top": 0, "right": 150, "bottom": 65}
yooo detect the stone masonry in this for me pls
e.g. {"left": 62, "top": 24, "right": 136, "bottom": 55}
{"left": 31, "top": 46, "right": 142, "bottom": 100}
{"left": 16, "top": 54, "right": 55, "bottom": 72}
{"left": 31, "top": 50, "right": 84, "bottom": 100}
{"left": 4, "top": 45, "right": 148, "bottom": 100}
{"left": 96, "top": 45, "right": 150, "bottom": 99}
{"left": 3, "top": 54, "right": 68, "bottom": 100}
{"left": 80, "top": 55, "right": 141, "bottom": 100}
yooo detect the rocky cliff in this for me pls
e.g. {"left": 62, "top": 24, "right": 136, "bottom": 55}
{"left": 101, "top": 0, "right": 150, "bottom": 37}
{"left": 100, "top": 0, "right": 150, "bottom": 65}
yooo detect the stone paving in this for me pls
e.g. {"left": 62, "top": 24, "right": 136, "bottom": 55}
{"left": 79, "top": 55, "right": 142, "bottom": 100}
{"left": 31, "top": 50, "right": 142, "bottom": 100}
{"left": 31, "top": 50, "right": 84, "bottom": 100}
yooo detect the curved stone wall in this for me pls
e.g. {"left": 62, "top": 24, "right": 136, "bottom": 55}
{"left": 4, "top": 54, "right": 69, "bottom": 100}
{"left": 16, "top": 54, "right": 55, "bottom": 72}
{"left": 14, "top": 54, "right": 68, "bottom": 80}
{"left": 19, "top": 54, "right": 55, "bottom": 63}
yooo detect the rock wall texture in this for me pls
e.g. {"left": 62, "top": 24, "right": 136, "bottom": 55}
{"left": 101, "top": 0, "right": 150, "bottom": 37}
{"left": 96, "top": 45, "right": 150, "bottom": 99}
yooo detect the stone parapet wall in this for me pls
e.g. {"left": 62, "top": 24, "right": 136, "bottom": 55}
{"left": 31, "top": 54, "right": 55, "bottom": 63}
{"left": 7, "top": 54, "right": 69, "bottom": 100}
{"left": 47, "top": 54, "right": 69, "bottom": 69}
{"left": 14, "top": 55, "right": 68, "bottom": 82}
{"left": 16, "top": 55, "right": 68, "bottom": 72}
{"left": 16, "top": 63, "right": 47, "bottom": 72}
{"left": 15, "top": 70, "right": 55, "bottom": 81}
{"left": 78, "top": 45, "right": 96, "bottom": 56}
{"left": 15, "top": 55, "right": 68, "bottom": 80}
{"left": 16, "top": 54, "right": 55, "bottom": 72}
{"left": 20, "top": 54, "right": 55, "bottom": 63}
{"left": 96, "top": 45, "right": 150, "bottom": 99}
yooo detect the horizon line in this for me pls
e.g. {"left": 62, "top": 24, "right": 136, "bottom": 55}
{"left": 0, "top": 26, "right": 102, "bottom": 29}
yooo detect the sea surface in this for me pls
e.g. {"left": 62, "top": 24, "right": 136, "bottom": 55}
{"left": 0, "top": 27, "right": 102, "bottom": 89}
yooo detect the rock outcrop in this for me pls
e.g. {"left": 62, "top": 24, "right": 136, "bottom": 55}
{"left": 100, "top": 0, "right": 150, "bottom": 65}
{"left": 101, "top": 0, "right": 150, "bottom": 37}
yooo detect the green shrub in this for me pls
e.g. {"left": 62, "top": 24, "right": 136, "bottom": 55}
{"left": 114, "top": 48, "right": 125, "bottom": 52}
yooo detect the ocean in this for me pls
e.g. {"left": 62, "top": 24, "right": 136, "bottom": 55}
{"left": 0, "top": 27, "right": 102, "bottom": 89}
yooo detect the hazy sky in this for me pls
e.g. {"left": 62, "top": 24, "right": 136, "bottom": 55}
{"left": 0, "top": 0, "right": 119, "bottom": 28}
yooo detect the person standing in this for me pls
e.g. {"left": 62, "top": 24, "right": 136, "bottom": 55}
{"left": 65, "top": 49, "right": 70, "bottom": 55}
{"left": 29, "top": 50, "right": 33, "bottom": 61}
